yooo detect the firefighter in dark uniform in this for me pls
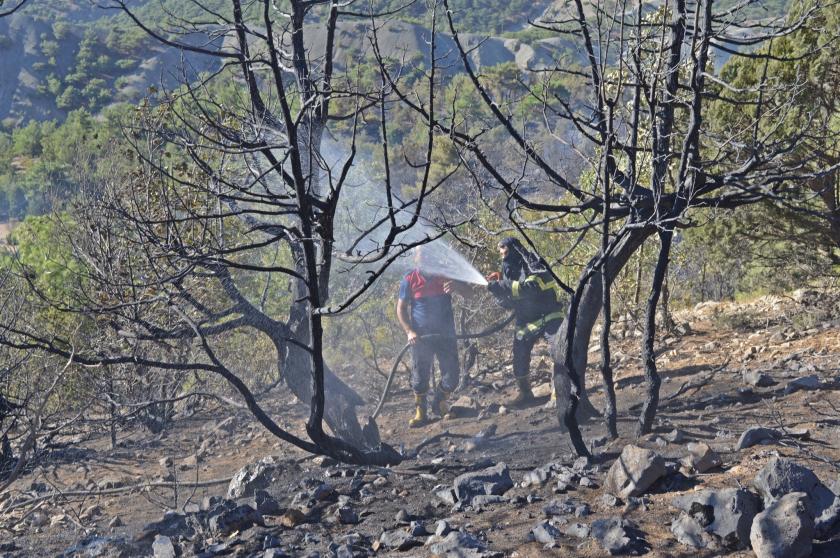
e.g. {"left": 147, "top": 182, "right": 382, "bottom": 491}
{"left": 486, "top": 237, "right": 567, "bottom": 407}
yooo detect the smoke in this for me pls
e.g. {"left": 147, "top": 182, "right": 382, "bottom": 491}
{"left": 320, "top": 137, "right": 486, "bottom": 286}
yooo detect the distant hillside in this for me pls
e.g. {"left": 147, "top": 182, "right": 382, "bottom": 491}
{"left": 0, "top": 4, "right": 571, "bottom": 127}
{"left": 0, "top": 0, "right": 794, "bottom": 128}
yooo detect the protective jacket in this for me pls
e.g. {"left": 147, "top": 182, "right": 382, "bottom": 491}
{"left": 488, "top": 238, "right": 567, "bottom": 340}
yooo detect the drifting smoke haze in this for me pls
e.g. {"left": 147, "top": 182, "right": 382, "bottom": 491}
{"left": 321, "top": 138, "right": 487, "bottom": 287}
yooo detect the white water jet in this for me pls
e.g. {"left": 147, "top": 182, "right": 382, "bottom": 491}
{"left": 413, "top": 240, "right": 488, "bottom": 286}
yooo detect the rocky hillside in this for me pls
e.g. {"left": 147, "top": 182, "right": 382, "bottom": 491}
{"left": 0, "top": 3, "right": 570, "bottom": 127}
{"left": 1, "top": 288, "right": 838, "bottom": 556}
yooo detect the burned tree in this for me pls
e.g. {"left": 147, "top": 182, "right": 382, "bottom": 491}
{"left": 0, "top": 0, "right": 459, "bottom": 465}
{"left": 385, "top": 0, "right": 840, "bottom": 454}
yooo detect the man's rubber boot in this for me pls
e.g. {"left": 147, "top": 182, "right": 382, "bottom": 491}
{"left": 431, "top": 388, "right": 450, "bottom": 418}
{"left": 509, "top": 376, "right": 535, "bottom": 408}
{"left": 408, "top": 393, "right": 428, "bottom": 428}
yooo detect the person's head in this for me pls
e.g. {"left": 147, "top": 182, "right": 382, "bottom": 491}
{"left": 413, "top": 245, "right": 432, "bottom": 270}
{"left": 498, "top": 237, "right": 523, "bottom": 262}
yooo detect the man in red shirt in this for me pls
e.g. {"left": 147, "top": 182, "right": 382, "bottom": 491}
{"left": 396, "top": 246, "right": 462, "bottom": 427}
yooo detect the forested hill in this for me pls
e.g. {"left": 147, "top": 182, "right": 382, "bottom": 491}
{"left": 0, "top": 0, "right": 796, "bottom": 128}
{"left": 0, "top": 0, "right": 557, "bottom": 127}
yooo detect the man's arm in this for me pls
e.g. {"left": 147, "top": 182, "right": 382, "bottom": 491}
{"left": 443, "top": 280, "right": 471, "bottom": 297}
{"left": 396, "top": 298, "right": 418, "bottom": 344}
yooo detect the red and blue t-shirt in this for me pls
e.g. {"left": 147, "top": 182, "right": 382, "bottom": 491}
{"left": 399, "top": 270, "right": 456, "bottom": 335}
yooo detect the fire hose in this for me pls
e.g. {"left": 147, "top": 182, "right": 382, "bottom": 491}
{"left": 371, "top": 313, "right": 514, "bottom": 420}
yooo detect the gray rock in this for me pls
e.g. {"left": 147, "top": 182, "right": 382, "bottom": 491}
{"left": 470, "top": 494, "right": 506, "bottom": 506}
{"left": 671, "top": 513, "right": 715, "bottom": 549}
{"left": 521, "top": 468, "right": 548, "bottom": 487}
{"left": 590, "top": 517, "right": 635, "bottom": 555}
{"left": 227, "top": 456, "right": 282, "bottom": 499}
{"left": 152, "top": 535, "right": 176, "bottom": 558}
{"left": 743, "top": 369, "right": 776, "bottom": 387}
{"left": 60, "top": 536, "right": 134, "bottom": 558}
{"left": 671, "top": 488, "right": 760, "bottom": 549}
{"left": 736, "top": 427, "right": 782, "bottom": 450}
{"left": 435, "top": 520, "right": 452, "bottom": 537}
{"left": 428, "top": 531, "right": 491, "bottom": 557}
{"left": 434, "top": 486, "right": 457, "bottom": 505}
{"left": 543, "top": 498, "right": 576, "bottom": 516}
{"left": 680, "top": 442, "right": 722, "bottom": 473}
{"left": 201, "top": 495, "right": 222, "bottom": 511}
{"left": 530, "top": 521, "right": 562, "bottom": 545}
{"left": 753, "top": 457, "right": 840, "bottom": 539}
{"left": 453, "top": 463, "right": 513, "bottom": 505}
{"left": 209, "top": 504, "right": 264, "bottom": 536}
{"left": 409, "top": 520, "right": 428, "bottom": 536}
{"left": 750, "top": 492, "right": 814, "bottom": 558}
{"left": 600, "top": 494, "right": 620, "bottom": 507}
{"left": 249, "top": 490, "right": 282, "bottom": 516}
{"left": 575, "top": 503, "right": 591, "bottom": 517}
{"left": 141, "top": 512, "right": 195, "bottom": 539}
{"left": 562, "top": 522, "right": 590, "bottom": 538}
{"left": 572, "top": 456, "right": 590, "bottom": 472}
{"left": 603, "top": 445, "right": 666, "bottom": 498}
{"left": 335, "top": 505, "right": 358, "bottom": 525}
{"left": 784, "top": 374, "right": 821, "bottom": 394}
{"left": 394, "top": 508, "right": 411, "bottom": 525}
{"left": 378, "top": 529, "right": 421, "bottom": 551}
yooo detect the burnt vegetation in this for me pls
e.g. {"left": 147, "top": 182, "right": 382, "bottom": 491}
{"left": 0, "top": 0, "right": 839, "bottom": 554}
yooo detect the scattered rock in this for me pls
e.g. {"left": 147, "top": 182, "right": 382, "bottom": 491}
{"left": 435, "top": 485, "right": 458, "bottom": 506}
{"left": 543, "top": 498, "right": 576, "bottom": 516}
{"left": 279, "top": 508, "right": 307, "bottom": 528}
{"left": 784, "top": 374, "right": 821, "bottom": 394}
{"left": 335, "top": 506, "right": 359, "bottom": 525}
{"left": 209, "top": 504, "right": 264, "bottom": 536}
{"left": 753, "top": 457, "right": 840, "bottom": 539}
{"left": 530, "top": 520, "right": 562, "bottom": 546}
{"left": 61, "top": 536, "right": 134, "bottom": 557}
{"left": 600, "top": 494, "right": 620, "bottom": 507}
{"left": 736, "top": 426, "right": 783, "bottom": 450}
{"left": 521, "top": 468, "right": 548, "bottom": 487}
{"left": 394, "top": 508, "right": 411, "bottom": 525}
{"left": 590, "top": 517, "right": 645, "bottom": 555}
{"left": 671, "top": 488, "right": 760, "bottom": 549}
{"left": 435, "top": 520, "right": 452, "bottom": 537}
{"left": 249, "top": 490, "right": 282, "bottom": 516}
{"left": 603, "top": 445, "right": 666, "bottom": 498}
{"left": 671, "top": 513, "right": 715, "bottom": 549}
{"left": 453, "top": 463, "right": 513, "bottom": 506}
{"left": 227, "top": 456, "right": 283, "bottom": 499}
{"left": 428, "top": 530, "right": 493, "bottom": 558}
{"left": 680, "top": 442, "right": 721, "bottom": 473}
{"left": 377, "top": 529, "right": 422, "bottom": 552}
{"left": 139, "top": 512, "right": 195, "bottom": 540}
{"left": 750, "top": 492, "right": 814, "bottom": 558}
{"left": 151, "top": 535, "right": 176, "bottom": 558}
{"left": 743, "top": 369, "right": 776, "bottom": 387}
{"left": 562, "top": 522, "right": 590, "bottom": 538}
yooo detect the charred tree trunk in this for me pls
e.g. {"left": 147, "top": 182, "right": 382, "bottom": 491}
{"left": 599, "top": 234, "right": 619, "bottom": 440}
{"left": 637, "top": 230, "right": 673, "bottom": 436}
{"left": 553, "top": 227, "right": 652, "bottom": 442}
